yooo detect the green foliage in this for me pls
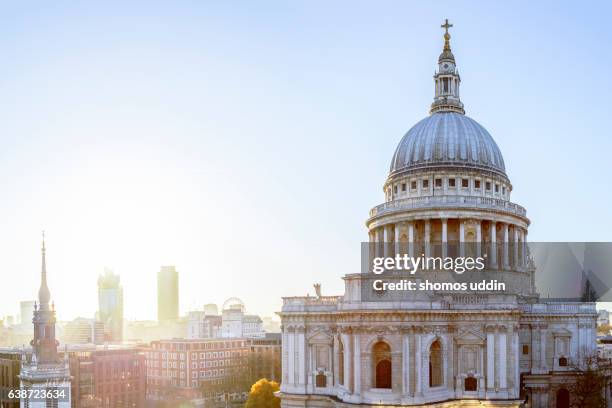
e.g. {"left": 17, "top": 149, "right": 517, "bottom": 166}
{"left": 244, "top": 379, "right": 280, "bottom": 408}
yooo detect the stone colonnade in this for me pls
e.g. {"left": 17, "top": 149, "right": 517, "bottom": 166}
{"left": 369, "top": 218, "right": 527, "bottom": 269}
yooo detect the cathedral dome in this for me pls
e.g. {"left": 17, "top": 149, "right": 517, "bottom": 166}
{"left": 389, "top": 112, "right": 507, "bottom": 178}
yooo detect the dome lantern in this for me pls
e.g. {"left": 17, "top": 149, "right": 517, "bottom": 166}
{"left": 430, "top": 19, "right": 465, "bottom": 115}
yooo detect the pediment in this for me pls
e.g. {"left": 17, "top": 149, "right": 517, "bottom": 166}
{"left": 552, "top": 328, "right": 572, "bottom": 337}
{"left": 455, "top": 329, "right": 485, "bottom": 345}
{"left": 308, "top": 330, "right": 333, "bottom": 343}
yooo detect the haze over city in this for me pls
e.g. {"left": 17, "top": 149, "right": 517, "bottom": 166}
{"left": 1, "top": 0, "right": 611, "bottom": 322}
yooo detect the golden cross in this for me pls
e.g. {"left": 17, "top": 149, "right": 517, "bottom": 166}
{"left": 441, "top": 19, "right": 453, "bottom": 35}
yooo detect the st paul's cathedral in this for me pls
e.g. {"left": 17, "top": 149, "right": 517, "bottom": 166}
{"left": 278, "top": 21, "right": 600, "bottom": 408}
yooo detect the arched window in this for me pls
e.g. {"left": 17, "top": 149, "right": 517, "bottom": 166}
{"left": 558, "top": 357, "right": 568, "bottom": 367}
{"left": 556, "top": 388, "right": 570, "bottom": 408}
{"left": 429, "top": 340, "right": 443, "bottom": 387}
{"left": 338, "top": 339, "right": 344, "bottom": 385}
{"left": 373, "top": 341, "right": 392, "bottom": 389}
{"left": 464, "top": 376, "right": 477, "bottom": 391}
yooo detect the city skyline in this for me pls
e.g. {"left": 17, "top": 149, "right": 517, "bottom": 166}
{"left": 1, "top": 1, "right": 611, "bottom": 321}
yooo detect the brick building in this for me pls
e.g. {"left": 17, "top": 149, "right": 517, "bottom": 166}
{"left": 247, "top": 333, "right": 281, "bottom": 382}
{"left": 0, "top": 349, "right": 21, "bottom": 408}
{"left": 69, "top": 345, "right": 146, "bottom": 407}
{"left": 145, "top": 338, "right": 249, "bottom": 403}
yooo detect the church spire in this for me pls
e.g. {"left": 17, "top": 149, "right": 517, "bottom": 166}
{"left": 30, "top": 231, "right": 59, "bottom": 364}
{"left": 38, "top": 231, "right": 51, "bottom": 310}
{"left": 430, "top": 19, "right": 465, "bottom": 115}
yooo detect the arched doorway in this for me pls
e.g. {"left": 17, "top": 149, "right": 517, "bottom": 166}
{"left": 373, "top": 341, "right": 392, "bottom": 389}
{"left": 316, "top": 373, "right": 327, "bottom": 388}
{"left": 556, "top": 388, "right": 569, "bottom": 408}
{"left": 464, "top": 376, "right": 477, "bottom": 391}
{"left": 429, "top": 340, "right": 443, "bottom": 387}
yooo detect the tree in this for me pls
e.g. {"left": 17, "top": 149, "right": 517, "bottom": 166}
{"left": 244, "top": 379, "right": 280, "bottom": 408}
{"left": 597, "top": 324, "right": 612, "bottom": 335}
{"left": 200, "top": 350, "right": 281, "bottom": 406}
{"left": 567, "top": 354, "right": 608, "bottom": 408}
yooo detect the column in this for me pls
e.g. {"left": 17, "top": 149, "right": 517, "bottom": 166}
{"left": 521, "top": 229, "right": 527, "bottom": 266}
{"left": 342, "top": 333, "right": 351, "bottom": 391}
{"left": 373, "top": 228, "right": 380, "bottom": 258}
{"left": 513, "top": 227, "right": 519, "bottom": 268}
{"left": 476, "top": 221, "right": 482, "bottom": 258}
{"left": 333, "top": 336, "right": 339, "bottom": 386}
{"left": 353, "top": 332, "right": 361, "bottom": 396}
{"left": 445, "top": 333, "right": 453, "bottom": 391}
{"left": 298, "top": 328, "right": 306, "bottom": 387}
{"left": 395, "top": 224, "right": 401, "bottom": 256}
{"left": 441, "top": 218, "right": 448, "bottom": 258}
{"left": 402, "top": 331, "right": 410, "bottom": 395}
{"left": 498, "top": 328, "right": 507, "bottom": 389}
{"left": 540, "top": 325, "right": 547, "bottom": 371}
{"left": 490, "top": 221, "right": 497, "bottom": 269}
{"left": 459, "top": 219, "right": 465, "bottom": 257}
{"left": 282, "top": 330, "right": 289, "bottom": 385}
{"left": 502, "top": 223, "right": 509, "bottom": 269}
{"left": 531, "top": 325, "right": 540, "bottom": 371}
{"left": 424, "top": 219, "right": 431, "bottom": 258}
{"left": 415, "top": 332, "right": 423, "bottom": 397}
{"left": 486, "top": 327, "right": 495, "bottom": 390}
{"left": 408, "top": 222, "right": 415, "bottom": 257}
{"left": 513, "top": 327, "right": 520, "bottom": 398}
{"left": 287, "top": 330, "right": 295, "bottom": 386}
{"left": 383, "top": 225, "right": 390, "bottom": 258}
{"left": 367, "top": 231, "right": 374, "bottom": 273}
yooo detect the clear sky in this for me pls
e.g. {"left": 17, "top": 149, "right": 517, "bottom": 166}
{"left": 1, "top": 1, "right": 611, "bottom": 322}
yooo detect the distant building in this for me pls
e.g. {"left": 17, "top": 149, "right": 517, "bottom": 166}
{"left": 187, "top": 311, "right": 205, "bottom": 339}
{"left": 203, "top": 315, "right": 222, "bottom": 338}
{"left": 145, "top": 338, "right": 248, "bottom": 403}
{"left": 242, "top": 315, "right": 265, "bottom": 338}
{"left": 19, "top": 301, "right": 35, "bottom": 326}
{"left": 598, "top": 309, "right": 610, "bottom": 326}
{"left": 157, "top": 266, "right": 179, "bottom": 322}
{"left": 187, "top": 311, "right": 221, "bottom": 339}
{"left": 0, "top": 302, "right": 37, "bottom": 348}
{"left": 97, "top": 269, "right": 124, "bottom": 342}
{"left": 598, "top": 335, "right": 612, "bottom": 361}
{"left": 220, "top": 298, "right": 264, "bottom": 339}
{"left": 262, "top": 316, "right": 281, "bottom": 333}
{"left": 203, "top": 304, "right": 218, "bottom": 316}
{"left": 61, "top": 317, "right": 105, "bottom": 345}
{"left": 0, "top": 322, "right": 13, "bottom": 348}
{"left": 124, "top": 320, "right": 160, "bottom": 343}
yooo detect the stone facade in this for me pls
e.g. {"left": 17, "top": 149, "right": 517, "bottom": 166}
{"left": 278, "top": 22, "right": 599, "bottom": 408}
